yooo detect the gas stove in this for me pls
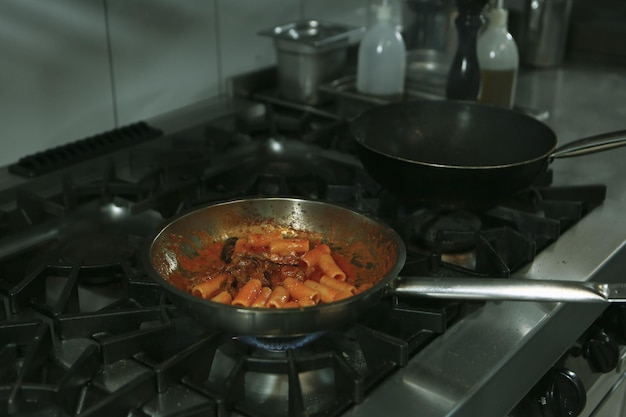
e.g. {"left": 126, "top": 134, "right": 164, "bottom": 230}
{"left": 1, "top": 76, "right": 626, "bottom": 417}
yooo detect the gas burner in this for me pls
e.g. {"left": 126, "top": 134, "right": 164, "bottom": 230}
{"left": 199, "top": 138, "right": 364, "bottom": 202}
{"left": 0, "top": 200, "right": 164, "bottom": 317}
{"left": 407, "top": 209, "right": 483, "bottom": 252}
{"left": 7, "top": 201, "right": 164, "bottom": 277}
{"left": 238, "top": 332, "right": 325, "bottom": 350}
{"left": 232, "top": 102, "right": 348, "bottom": 149}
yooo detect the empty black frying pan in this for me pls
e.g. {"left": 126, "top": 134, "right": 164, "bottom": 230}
{"left": 351, "top": 100, "right": 626, "bottom": 208}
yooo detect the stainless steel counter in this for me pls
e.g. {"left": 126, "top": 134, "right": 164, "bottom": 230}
{"left": 344, "top": 61, "right": 626, "bottom": 417}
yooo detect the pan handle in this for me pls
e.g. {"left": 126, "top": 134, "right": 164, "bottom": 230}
{"left": 389, "top": 276, "right": 626, "bottom": 303}
{"left": 551, "top": 129, "right": 626, "bottom": 159}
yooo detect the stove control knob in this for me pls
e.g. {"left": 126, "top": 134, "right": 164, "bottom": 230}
{"left": 603, "top": 305, "right": 626, "bottom": 344}
{"left": 533, "top": 368, "right": 586, "bottom": 417}
{"left": 583, "top": 329, "right": 620, "bottom": 373}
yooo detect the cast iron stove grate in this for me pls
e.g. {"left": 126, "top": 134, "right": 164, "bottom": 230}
{"left": 392, "top": 183, "right": 607, "bottom": 278}
{"left": 0, "top": 143, "right": 456, "bottom": 417}
{"left": 0, "top": 238, "right": 457, "bottom": 417}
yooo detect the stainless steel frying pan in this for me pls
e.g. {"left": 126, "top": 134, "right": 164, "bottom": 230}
{"left": 144, "top": 198, "right": 625, "bottom": 337}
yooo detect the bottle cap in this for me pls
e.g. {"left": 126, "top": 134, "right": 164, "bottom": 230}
{"left": 377, "top": 2, "right": 392, "bottom": 20}
{"left": 489, "top": 7, "right": 508, "bottom": 27}
{"left": 489, "top": 0, "right": 508, "bottom": 27}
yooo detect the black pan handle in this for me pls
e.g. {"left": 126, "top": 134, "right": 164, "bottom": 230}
{"left": 551, "top": 129, "right": 626, "bottom": 159}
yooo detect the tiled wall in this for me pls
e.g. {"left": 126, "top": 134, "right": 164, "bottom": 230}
{"left": 0, "top": 0, "right": 373, "bottom": 167}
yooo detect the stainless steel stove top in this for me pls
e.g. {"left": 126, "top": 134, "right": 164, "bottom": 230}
{"left": 1, "top": 61, "right": 626, "bottom": 417}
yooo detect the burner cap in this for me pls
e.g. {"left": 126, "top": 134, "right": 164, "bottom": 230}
{"left": 410, "top": 209, "right": 482, "bottom": 252}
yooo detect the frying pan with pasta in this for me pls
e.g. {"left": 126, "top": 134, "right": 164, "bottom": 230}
{"left": 144, "top": 197, "right": 626, "bottom": 338}
{"left": 144, "top": 197, "right": 404, "bottom": 337}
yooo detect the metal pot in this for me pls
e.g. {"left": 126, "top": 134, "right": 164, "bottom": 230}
{"left": 259, "top": 20, "right": 364, "bottom": 105}
{"left": 144, "top": 198, "right": 626, "bottom": 337}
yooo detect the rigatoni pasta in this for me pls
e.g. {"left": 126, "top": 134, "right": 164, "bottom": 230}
{"left": 270, "top": 239, "right": 310, "bottom": 256}
{"left": 319, "top": 275, "right": 356, "bottom": 295}
{"left": 318, "top": 254, "right": 347, "bottom": 281}
{"left": 283, "top": 277, "right": 320, "bottom": 305}
{"left": 266, "top": 286, "right": 290, "bottom": 308}
{"left": 303, "top": 280, "right": 338, "bottom": 303}
{"left": 191, "top": 273, "right": 230, "bottom": 299}
{"left": 231, "top": 278, "right": 262, "bottom": 307}
{"left": 210, "top": 291, "right": 233, "bottom": 304}
{"left": 171, "top": 228, "right": 374, "bottom": 308}
{"left": 251, "top": 287, "right": 272, "bottom": 307}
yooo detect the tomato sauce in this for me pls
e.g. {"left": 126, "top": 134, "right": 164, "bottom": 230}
{"left": 165, "top": 228, "right": 376, "bottom": 306}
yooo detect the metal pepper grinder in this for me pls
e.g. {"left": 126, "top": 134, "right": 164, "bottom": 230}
{"left": 445, "top": 0, "right": 488, "bottom": 100}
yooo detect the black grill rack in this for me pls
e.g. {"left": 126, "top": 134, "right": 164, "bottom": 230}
{"left": 8, "top": 122, "right": 162, "bottom": 178}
